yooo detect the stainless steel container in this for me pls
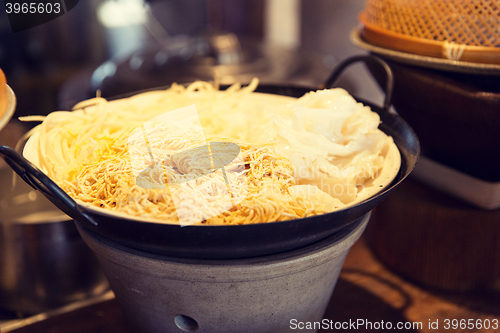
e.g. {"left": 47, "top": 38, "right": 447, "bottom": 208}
{"left": 0, "top": 168, "right": 109, "bottom": 314}
{"left": 77, "top": 213, "right": 370, "bottom": 333}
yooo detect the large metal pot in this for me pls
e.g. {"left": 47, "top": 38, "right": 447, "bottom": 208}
{"left": 0, "top": 55, "right": 420, "bottom": 260}
{"left": 0, "top": 168, "right": 109, "bottom": 314}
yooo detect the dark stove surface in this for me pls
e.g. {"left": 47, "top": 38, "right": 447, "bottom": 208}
{"left": 0, "top": 292, "right": 114, "bottom": 332}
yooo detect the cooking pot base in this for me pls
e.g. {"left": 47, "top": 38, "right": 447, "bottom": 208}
{"left": 77, "top": 213, "right": 370, "bottom": 333}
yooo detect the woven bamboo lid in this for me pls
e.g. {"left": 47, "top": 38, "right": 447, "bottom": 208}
{"left": 359, "top": 0, "right": 500, "bottom": 65}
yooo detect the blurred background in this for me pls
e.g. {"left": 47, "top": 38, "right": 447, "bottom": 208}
{"left": 0, "top": 0, "right": 380, "bottom": 121}
{"left": 1, "top": 0, "right": 500, "bottom": 328}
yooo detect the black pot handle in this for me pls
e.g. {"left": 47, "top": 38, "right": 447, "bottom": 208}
{"left": 0, "top": 146, "right": 98, "bottom": 226}
{"left": 320, "top": 54, "right": 394, "bottom": 113}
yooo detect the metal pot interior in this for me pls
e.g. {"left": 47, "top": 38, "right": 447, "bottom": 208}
{"left": 69, "top": 84, "right": 419, "bottom": 259}
{"left": 0, "top": 83, "right": 419, "bottom": 259}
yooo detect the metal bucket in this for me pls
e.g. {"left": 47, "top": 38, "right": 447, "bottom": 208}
{"left": 0, "top": 169, "right": 109, "bottom": 314}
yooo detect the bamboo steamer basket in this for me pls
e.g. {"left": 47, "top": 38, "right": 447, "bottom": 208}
{"left": 357, "top": 3, "right": 500, "bottom": 291}
{"left": 359, "top": 0, "right": 500, "bottom": 64}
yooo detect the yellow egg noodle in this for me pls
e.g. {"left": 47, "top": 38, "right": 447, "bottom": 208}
{"left": 22, "top": 79, "right": 400, "bottom": 225}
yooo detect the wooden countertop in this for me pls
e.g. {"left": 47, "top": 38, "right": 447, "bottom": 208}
{"left": 322, "top": 236, "right": 500, "bottom": 332}
{"left": 5, "top": 236, "right": 500, "bottom": 333}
